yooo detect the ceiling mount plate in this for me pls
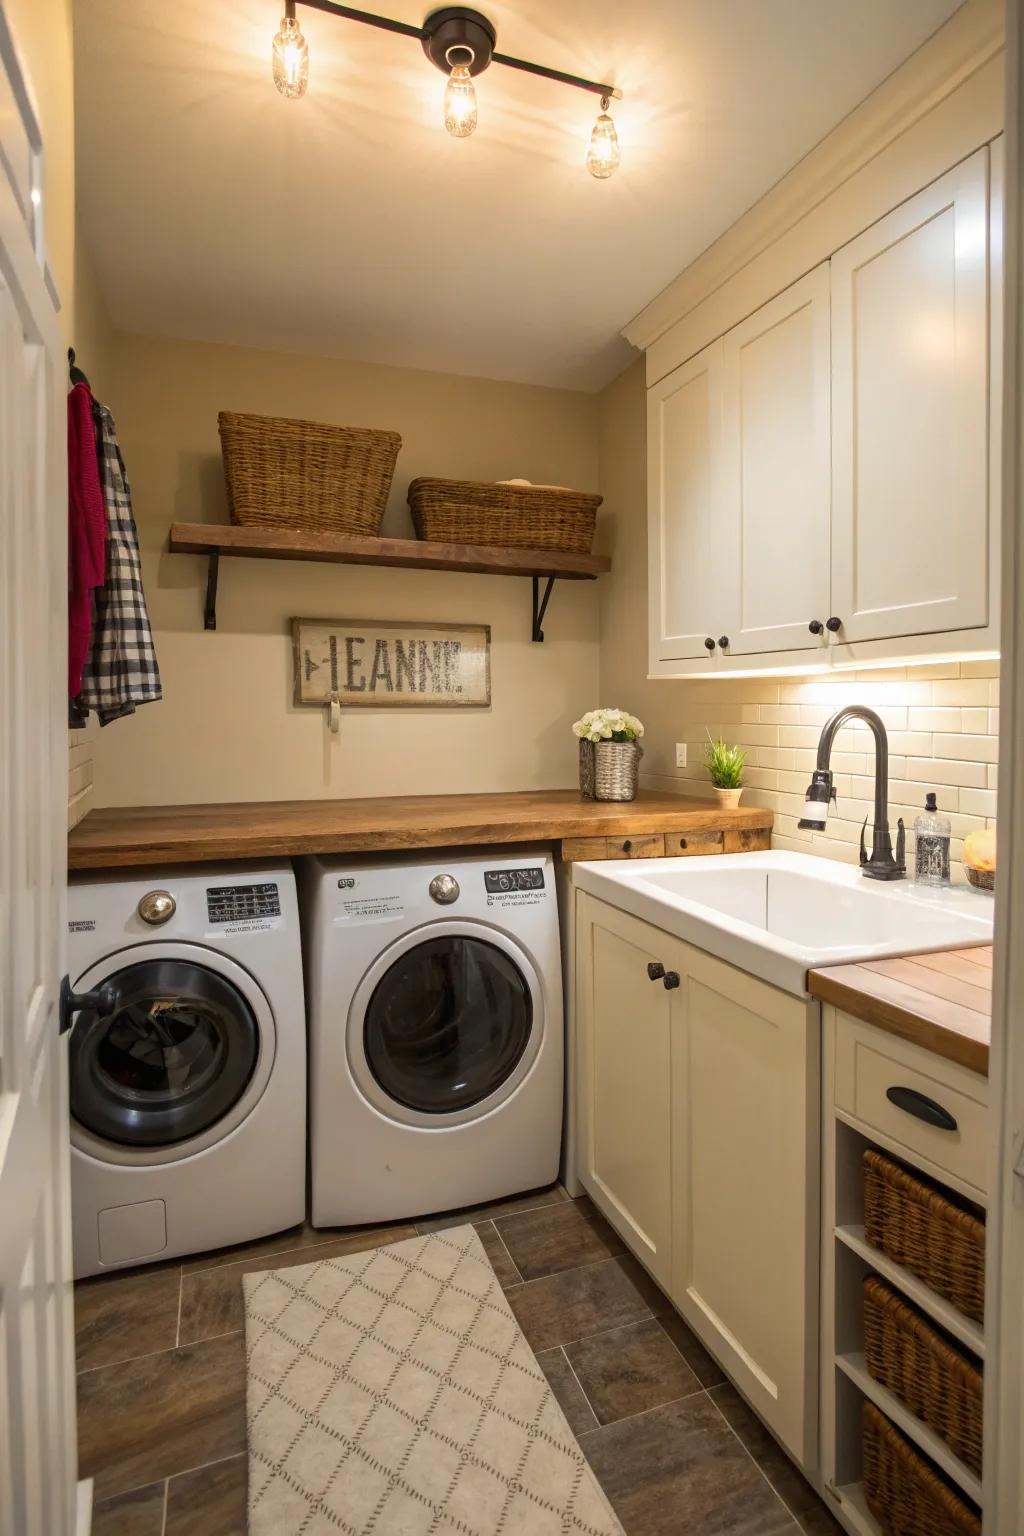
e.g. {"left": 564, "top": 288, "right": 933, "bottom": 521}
{"left": 421, "top": 6, "right": 496, "bottom": 75}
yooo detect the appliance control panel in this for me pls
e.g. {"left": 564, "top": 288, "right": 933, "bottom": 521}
{"left": 206, "top": 882, "right": 281, "bottom": 925}
{"left": 484, "top": 867, "right": 545, "bottom": 894}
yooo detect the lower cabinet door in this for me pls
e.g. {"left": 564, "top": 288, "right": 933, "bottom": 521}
{"left": 576, "top": 893, "right": 676, "bottom": 1290}
{"left": 670, "top": 945, "right": 819, "bottom": 1465}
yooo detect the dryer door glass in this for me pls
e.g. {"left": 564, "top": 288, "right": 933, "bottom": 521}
{"left": 364, "top": 936, "right": 533, "bottom": 1114}
{"left": 70, "top": 959, "right": 260, "bottom": 1147}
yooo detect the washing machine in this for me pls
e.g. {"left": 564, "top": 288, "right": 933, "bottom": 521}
{"left": 300, "top": 850, "right": 563, "bottom": 1227}
{"left": 66, "top": 864, "right": 306, "bottom": 1278}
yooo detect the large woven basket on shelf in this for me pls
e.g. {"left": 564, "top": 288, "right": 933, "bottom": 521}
{"left": 863, "top": 1148, "right": 985, "bottom": 1324}
{"left": 863, "top": 1276, "right": 983, "bottom": 1475}
{"left": 863, "top": 1403, "right": 980, "bottom": 1536}
{"left": 218, "top": 412, "right": 401, "bottom": 535}
{"left": 408, "top": 478, "right": 601, "bottom": 554}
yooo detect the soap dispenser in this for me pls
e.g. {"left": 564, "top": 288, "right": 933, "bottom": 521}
{"left": 914, "top": 793, "right": 951, "bottom": 887}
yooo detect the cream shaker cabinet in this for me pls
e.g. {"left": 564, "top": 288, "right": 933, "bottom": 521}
{"left": 829, "top": 148, "right": 991, "bottom": 646}
{"left": 647, "top": 143, "right": 999, "bottom": 676}
{"left": 647, "top": 339, "right": 725, "bottom": 668}
{"left": 575, "top": 893, "right": 675, "bottom": 1288}
{"left": 649, "top": 266, "right": 831, "bottom": 670}
{"left": 720, "top": 265, "right": 831, "bottom": 658}
{"left": 575, "top": 892, "right": 819, "bottom": 1465}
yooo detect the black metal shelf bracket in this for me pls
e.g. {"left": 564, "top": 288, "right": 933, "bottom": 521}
{"left": 204, "top": 551, "right": 220, "bottom": 631}
{"left": 532, "top": 575, "right": 556, "bottom": 642}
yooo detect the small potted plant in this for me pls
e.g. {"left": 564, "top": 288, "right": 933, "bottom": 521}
{"left": 572, "top": 709, "right": 645, "bottom": 801}
{"left": 705, "top": 733, "right": 746, "bottom": 810}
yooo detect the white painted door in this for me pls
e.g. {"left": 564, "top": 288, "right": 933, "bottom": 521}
{"left": 669, "top": 946, "right": 819, "bottom": 1465}
{"left": 830, "top": 149, "right": 991, "bottom": 644}
{"left": 647, "top": 338, "right": 725, "bottom": 669}
{"left": 720, "top": 264, "right": 831, "bottom": 657}
{"left": 0, "top": 10, "right": 79, "bottom": 1534}
{"left": 575, "top": 893, "right": 674, "bottom": 1289}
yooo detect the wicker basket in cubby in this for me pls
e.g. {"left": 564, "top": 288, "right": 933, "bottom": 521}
{"left": 863, "top": 1276, "right": 983, "bottom": 1476}
{"left": 863, "top": 1403, "right": 980, "bottom": 1536}
{"left": 862, "top": 1148, "right": 985, "bottom": 1324}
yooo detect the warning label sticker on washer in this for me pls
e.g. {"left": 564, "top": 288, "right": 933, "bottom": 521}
{"left": 484, "top": 867, "right": 547, "bottom": 910}
{"left": 206, "top": 882, "right": 283, "bottom": 935}
{"left": 334, "top": 893, "right": 405, "bottom": 924}
{"left": 68, "top": 918, "right": 96, "bottom": 933}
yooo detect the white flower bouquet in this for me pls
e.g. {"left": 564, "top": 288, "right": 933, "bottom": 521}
{"left": 573, "top": 708, "right": 645, "bottom": 801}
{"left": 571, "top": 708, "right": 645, "bottom": 744}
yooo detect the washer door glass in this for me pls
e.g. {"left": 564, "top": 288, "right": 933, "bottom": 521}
{"left": 364, "top": 935, "right": 533, "bottom": 1114}
{"left": 69, "top": 958, "right": 260, "bottom": 1147}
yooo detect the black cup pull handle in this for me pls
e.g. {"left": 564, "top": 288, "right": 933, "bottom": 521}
{"left": 647, "top": 962, "right": 665, "bottom": 981}
{"left": 663, "top": 971, "right": 681, "bottom": 990}
{"left": 885, "top": 1085, "right": 958, "bottom": 1132}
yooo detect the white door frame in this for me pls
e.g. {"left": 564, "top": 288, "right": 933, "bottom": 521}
{"left": 0, "top": 5, "right": 82, "bottom": 1533}
{"left": 984, "top": 0, "right": 1024, "bottom": 1524}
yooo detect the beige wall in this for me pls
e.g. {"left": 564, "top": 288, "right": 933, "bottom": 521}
{"left": 90, "top": 332, "right": 600, "bottom": 807}
{"left": 597, "top": 360, "right": 999, "bottom": 874}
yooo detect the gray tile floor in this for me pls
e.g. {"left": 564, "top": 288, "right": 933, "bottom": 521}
{"left": 76, "top": 1187, "right": 842, "bottom": 1535}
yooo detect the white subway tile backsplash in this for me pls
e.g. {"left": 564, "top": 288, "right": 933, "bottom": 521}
{"left": 664, "top": 662, "right": 998, "bottom": 872}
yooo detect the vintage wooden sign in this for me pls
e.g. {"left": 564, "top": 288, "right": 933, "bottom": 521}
{"left": 292, "top": 618, "right": 491, "bottom": 708}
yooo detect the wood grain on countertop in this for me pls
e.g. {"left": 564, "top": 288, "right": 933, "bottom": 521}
{"left": 809, "top": 946, "right": 992, "bottom": 1076}
{"left": 67, "top": 789, "right": 773, "bottom": 871}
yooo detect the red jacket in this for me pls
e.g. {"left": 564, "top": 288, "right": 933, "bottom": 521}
{"left": 67, "top": 382, "right": 106, "bottom": 697}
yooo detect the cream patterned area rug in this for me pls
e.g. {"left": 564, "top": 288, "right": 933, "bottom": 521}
{"left": 243, "top": 1224, "right": 624, "bottom": 1536}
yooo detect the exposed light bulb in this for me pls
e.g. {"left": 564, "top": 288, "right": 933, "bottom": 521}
{"left": 444, "top": 63, "right": 478, "bottom": 138}
{"left": 587, "top": 98, "right": 620, "bottom": 179}
{"left": 272, "top": 9, "right": 309, "bottom": 99}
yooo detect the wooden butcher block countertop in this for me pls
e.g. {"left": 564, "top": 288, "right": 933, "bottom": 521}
{"left": 809, "top": 945, "right": 993, "bottom": 1076}
{"left": 67, "top": 789, "right": 773, "bottom": 872}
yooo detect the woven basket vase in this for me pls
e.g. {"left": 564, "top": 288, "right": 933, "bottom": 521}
{"left": 594, "top": 741, "right": 642, "bottom": 802}
{"left": 408, "top": 478, "right": 601, "bottom": 554}
{"left": 218, "top": 411, "right": 401, "bottom": 535}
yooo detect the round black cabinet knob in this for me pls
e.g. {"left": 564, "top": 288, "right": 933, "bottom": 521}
{"left": 808, "top": 619, "right": 824, "bottom": 635}
{"left": 718, "top": 636, "right": 730, "bottom": 650}
{"left": 825, "top": 616, "right": 842, "bottom": 633}
{"left": 622, "top": 839, "right": 633, "bottom": 853}
{"left": 663, "top": 971, "right": 681, "bottom": 990}
{"left": 647, "top": 961, "right": 666, "bottom": 982}
{"left": 704, "top": 637, "right": 716, "bottom": 651}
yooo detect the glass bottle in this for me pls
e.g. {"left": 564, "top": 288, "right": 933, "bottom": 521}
{"left": 914, "top": 792, "right": 951, "bottom": 887}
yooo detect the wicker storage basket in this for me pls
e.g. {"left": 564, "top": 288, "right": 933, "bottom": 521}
{"left": 218, "top": 412, "right": 401, "bottom": 535}
{"left": 964, "top": 864, "right": 994, "bottom": 891}
{"left": 863, "top": 1277, "right": 983, "bottom": 1475}
{"left": 408, "top": 478, "right": 601, "bottom": 554}
{"left": 863, "top": 1149, "right": 985, "bottom": 1324}
{"left": 863, "top": 1403, "right": 981, "bottom": 1536}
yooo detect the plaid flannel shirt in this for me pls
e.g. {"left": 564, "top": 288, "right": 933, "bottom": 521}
{"left": 79, "top": 404, "right": 162, "bottom": 724}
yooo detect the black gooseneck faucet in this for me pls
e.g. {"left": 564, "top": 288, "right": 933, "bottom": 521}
{"left": 797, "top": 705, "right": 906, "bottom": 881}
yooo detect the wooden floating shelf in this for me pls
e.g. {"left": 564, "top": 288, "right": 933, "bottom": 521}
{"left": 168, "top": 523, "right": 610, "bottom": 638}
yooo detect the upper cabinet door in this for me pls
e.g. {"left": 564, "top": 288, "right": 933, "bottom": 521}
{"left": 648, "top": 339, "right": 726, "bottom": 665}
{"left": 830, "top": 149, "right": 990, "bottom": 644}
{"left": 720, "top": 266, "right": 831, "bottom": 656}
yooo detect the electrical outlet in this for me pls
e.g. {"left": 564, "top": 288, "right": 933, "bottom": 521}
{"left": 675, "top": 743, "right": 687, "bottom": 768}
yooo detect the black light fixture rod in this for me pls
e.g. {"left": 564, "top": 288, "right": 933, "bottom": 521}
{"left": 292, "top": 1, "right": 622, "bottom": 99}
{"left": 295, "top": 0, "right": 425, "bottom": 43}
{"left": 491, "top": 51, "right": 621, "bottom": 101}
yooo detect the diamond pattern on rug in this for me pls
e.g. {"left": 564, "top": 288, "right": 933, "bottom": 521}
{"left": 244, "top": 1224, "right": 624, "bottom": 1536}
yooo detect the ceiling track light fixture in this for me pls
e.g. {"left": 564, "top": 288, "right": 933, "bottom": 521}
{"left": 271, "top": 2, "right": 623, "bottom": 175}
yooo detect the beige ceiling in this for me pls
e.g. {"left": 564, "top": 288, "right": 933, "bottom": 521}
{"left": 74, "top": 0, "right": 964, "bottom": 390}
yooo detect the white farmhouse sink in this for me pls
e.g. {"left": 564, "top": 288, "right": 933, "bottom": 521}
{"left": 573, "top": 850, "right": 994, "bottom": 995}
